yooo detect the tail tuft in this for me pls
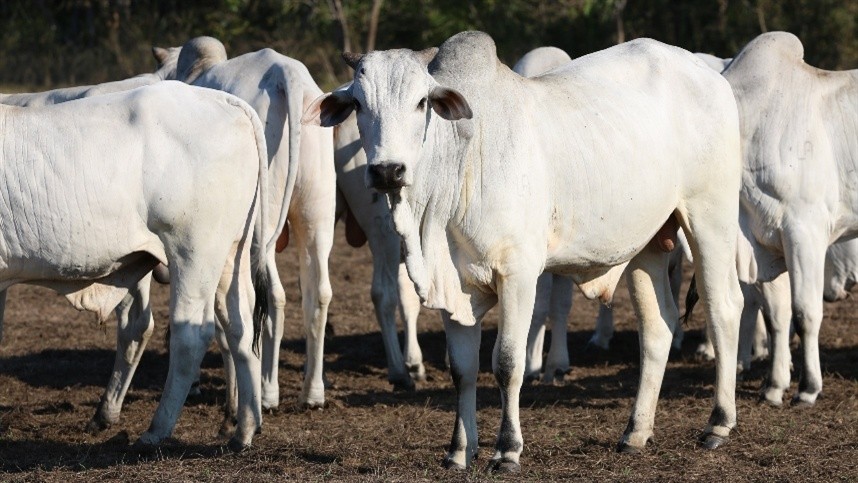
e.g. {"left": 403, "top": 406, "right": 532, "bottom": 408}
{"left": 252, "top": 268, "right": 270, "bottom": 357}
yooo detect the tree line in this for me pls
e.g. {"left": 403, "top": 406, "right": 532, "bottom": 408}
{"left": 1, "top": 0, "right": 855, "bottom": 91}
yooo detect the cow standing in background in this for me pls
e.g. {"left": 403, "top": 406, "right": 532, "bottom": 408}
{"left": 305, "top": 31, "right": 743, "bottom": 470}
{"left": 728, "top": 32, "right": 858, "bottom": 407}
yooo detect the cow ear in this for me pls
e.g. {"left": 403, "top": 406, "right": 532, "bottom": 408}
{"left": 429, "top": 86, "right": 472, "bottom": 121}
{"left": 152, "top": 46, "right": 170, "bottom": 65}
{"left": 342, "top": 52, "right": 365, "bottom": 70}
{"left": 302, "top": 91, "right": 355, "bottom": 127}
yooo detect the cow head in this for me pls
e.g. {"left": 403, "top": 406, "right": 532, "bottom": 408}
{"left": 302, "top": 48, "right": 473, "bottom": 192}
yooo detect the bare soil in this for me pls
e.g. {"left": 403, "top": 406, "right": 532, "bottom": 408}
{"left": 0, "top": 225, "right": 856, "bottom": 482}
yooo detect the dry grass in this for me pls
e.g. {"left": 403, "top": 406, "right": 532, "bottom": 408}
{"left": 1, "top": 225, "right": 856, "bottom": 481}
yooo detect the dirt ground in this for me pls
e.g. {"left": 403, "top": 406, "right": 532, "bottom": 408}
{"left": 0, "top": 224, "right": 855, "bottom": 482}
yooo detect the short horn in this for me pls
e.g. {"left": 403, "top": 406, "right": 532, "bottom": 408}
{"left": 342, "top": 52, "right": 365, "bottom": 70}
{"left": 416, "top": 47, "right": 438, "bottom": 66}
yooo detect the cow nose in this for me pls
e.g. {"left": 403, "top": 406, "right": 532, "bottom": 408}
{"left": 367, "top": 163, "right": 406, "bottom": 191}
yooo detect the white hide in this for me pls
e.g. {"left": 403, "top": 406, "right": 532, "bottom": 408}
{"left": 0, "top": 81, "right": 270, "bottom": 449}
{"left": 305, "top": 31, "right": 744, "bottom": 469}
{"left": 727, "top": 31, "right": 858, "bottom": 406}
{"left": 177, "top": 42, "right": 335, "bottom": 410}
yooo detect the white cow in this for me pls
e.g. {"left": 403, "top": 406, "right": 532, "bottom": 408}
{"left": 0, "top": 46, "right": 181, "bottom": 107}
{"left": 516, "top": 47, "right": 692, "bottom": 384}
{"left": 727, "top": 31, "right": 858, "bottom": 407}
{"left": 0, "top": 81, "right": 270, "bottom": 450}
{"left": 304, "top": 31, "right": 743, "bottom": 470}
{"left": 334, "top": 113, "right": 426, "bottom": 389}
{"left": 172, "top": 37, "right": 335, "bottom": 411}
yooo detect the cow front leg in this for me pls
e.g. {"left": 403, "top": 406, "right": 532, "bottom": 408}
{"left": 737, "top": 282, "right": 763, "bottom": 373}
{"left": 442, "top": 313, "right": 481, "bottom": 470}
{"left": 399, "top": 263, "right": 425, "bottom": 382}
{"left": 759, "top": 272, "right": 792, "bottom": 405}
{"left": 618, "top": 248, "right": 676, "bottom": 452}
{"left": 489, "top": 270, "right": 539, "bottom": 472}
{"left": 261, "top": 255, "right": 287, "bottom": 410}
{"left": 588, "top": 304, "right": 614, "bottom": 350}
{"left": 89, "top": 274, "right": 154, "bottom": 433}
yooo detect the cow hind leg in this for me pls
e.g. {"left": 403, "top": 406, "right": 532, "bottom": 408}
{"left": 759, "top": 273, "right": 792, "bottom": 405}
{"left": 88, "top": 274, "right": 154, "bottom": 433}
{"left": 588, "top": 304, "right": 614, "bottom": 350}
{"left": 737, "top": 283, "right": 763, "bottom": 373}
{"left": 214, "top": 320, "right": 239, "bottom": 438}
{"left": 617, "top": 246, "right": 676, "bottom": 452}
{"left": 542, "top": 274, "right": 572, "bottom": 384}
{"left": 261, "top": 255, "right": 286, "bottom": 410}
{"left": 676, "top": 204, "right": 742, "bottom": 450}
{"left": 525, "top": 272, "right": 552, "bottom": 381}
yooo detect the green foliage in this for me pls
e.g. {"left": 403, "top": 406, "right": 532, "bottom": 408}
{"left": 0, "top": 0, "right": 855, "bottom": 91}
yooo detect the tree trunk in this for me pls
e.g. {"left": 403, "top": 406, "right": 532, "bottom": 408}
{"left": 366, "top": 0, "right": 384, "bottom": 52}
{"left": 615, "top": 0, "right": 627, "bottom": 44}
{"left": 328, "top": 0, "right": 352, "bottom": 53}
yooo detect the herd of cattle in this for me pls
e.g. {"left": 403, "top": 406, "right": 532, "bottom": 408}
{"left": 0, "top": 29, "right": 855, "bottom": 472}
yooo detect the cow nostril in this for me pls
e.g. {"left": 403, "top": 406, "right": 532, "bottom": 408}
{"left": 393, "top": 164, "right": 405, "bottom": 179}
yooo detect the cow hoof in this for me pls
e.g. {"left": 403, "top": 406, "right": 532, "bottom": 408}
{"left": 391, "top": 377, "right": 415, "bottom": 392}
{"left": 218, "top": 417, "right": 237, "bottom": 439}
{"left": 407, "top": 363, "right": 427, "bottom": 382}
{"left": 85, "top": 417, "right": 111, "bottom": 434}
{"left": 616, "top": 441, "right": 644, "bottom": 454}
{"left": 790, "top": 398, "right": 815, "bottom": 409}
{"left": 699, "top": 433, "right": 727, "bottom": 450}
{"left": 226, "top": 437, "right": 250, "bottom": 454}
{"left": 187, "top": 381, "right": 202, "bottom": 398}
{"left": 584, "top": 341, "right": 610, "bottom": 353}
{"left": 441, "top": 457, "right": 467, "bottom": 471}
{"left": 524, "top": 372, "right": 540, "bottom": 384}
{"left": 487, "top": 459, "right": 520, "bottom": 474}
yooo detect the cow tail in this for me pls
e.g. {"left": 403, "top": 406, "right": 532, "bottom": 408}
{"left": 227, "top": 94, "right": 271, "bottom": 356}
{"left": 264, "top": 62, "right": 302, "bottom": 257}
{"left": 681, "top": 274, "right": 699, "bottom": 326}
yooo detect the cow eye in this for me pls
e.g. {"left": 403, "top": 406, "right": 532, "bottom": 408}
{"left": 417, "top": 97, "right": 427, "bottom": 110}
{"left": 353, "top": 99, "right": 362, "bottom": 113}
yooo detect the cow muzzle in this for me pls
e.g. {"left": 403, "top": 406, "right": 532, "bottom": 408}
{"left": 367, "top": 163, "right": 407, "bottom": 192}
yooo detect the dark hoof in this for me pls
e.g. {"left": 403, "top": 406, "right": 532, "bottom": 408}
{"left": 699, "top": 433, "right": 727, "bottom": 450}
{"left": 226, "top": 437, "right": 249, "bottom": 453}
{"left": 524, "top": 372, "right": 540, "bottom": 384}
{"left": 187, "top": 381, "right": 202, "bottom": 398}
{"left": 584, "top": 342, "right": 609, "bottom": 353}
{"left": 131, "top": 439, "right": 158, "bottom": 455}
{"left": 616, "top": 441, "right": 644, "bottom": 454}
{"left": 85, "top": 417, "right": 111, "bottom": 434}
{"left": 301, "top": 401, "right": 326, "bottom": 410}
{"left": 391, "top": 378, "right": 415, "bottom": 392}
{"left": 790, "top": 398, "right": 815, "bottom": 409}
{"left": 218, "top": 417, "right": 237, "bottom": 439}
{"left": 441, "top": 457, "right": 466, "bottom": 471}
{"left": 487, "top": 459, "right": 521, "bottom": 474}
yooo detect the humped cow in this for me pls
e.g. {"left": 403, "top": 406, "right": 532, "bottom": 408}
{"left": 0, "top": 80, "right": 272, "bottom": 450}
{"left": 170, "top": 37, "right": 335, "bottom": 411}
{"left": 727, "top": 31, "right": 858, "bottom": 407}
{"left": 303, "top": 31, "right": 744, "bottom": 470}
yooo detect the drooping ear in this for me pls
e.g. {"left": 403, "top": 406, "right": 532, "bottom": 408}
{"left": 428, "top": 86, "right": 473, "bottom": 121}
{"left": 301, "top": 90, "right": 355, "bottom": 127}
{"left": 415, "top": 47, "right": 438, "bottom": 66}
{"left": 342, "top": 52, "right": 365, "bottom": 70}
{"left": 152, "top": 46, "right": 170, "bottom": 65}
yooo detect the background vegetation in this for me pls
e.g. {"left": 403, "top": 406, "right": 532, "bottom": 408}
{"left": 1, "top": 0, "right": 856, "bottom": 91}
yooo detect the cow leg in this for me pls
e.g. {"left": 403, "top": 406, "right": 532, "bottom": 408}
{"left": 737, "top": 283, "right": 763, "bottom": 372}
{"left": 752, "top": 310, "right": 770, "bottom": 360}
{"left": 214, "top": 320, "right": 239, "bottom": 438}
{"left": 782, "top": 229, "right": 826, "bottom": 407}
{"left": 617, "top": 247, "right": 676, "bottom": 452}
{"left": 542, "top": 275, "right": 572, "bottom": 384}
{"left": 442, "top": 313, "right": 482, "bottom": 470}
{"left": 588, "top": 304, "right": 614, "bottom": 350}
{"left": 88, "top": 274, "right": 154, "bottom": 433}
{"left": 0, "top": 289, "right": 6, "bottom": 343}
{"left": 293, "top": 213, "right": 334, "bottom": 408}
{"left": 212, "top": 241, "right": 263, "bottom": 450}
{"left": 489, "top": 270, "right": 540, "bottom": 473}
{"left": 677, "top": 205, "right": 742, "bottom": 449}
{"left": 399, "top": 263, "right": 425, "bottom": 382}
{"left": 525, "top": 272, "right": 552, "bottom": 381}
{"left": 368, "top": 227, "right": 413, "bottom": 390}
{"left": 759, "top": 273, "right": 792, "bottom": 405}
{"left": 260, "top": 254, "right": 286, "bottom": 410}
